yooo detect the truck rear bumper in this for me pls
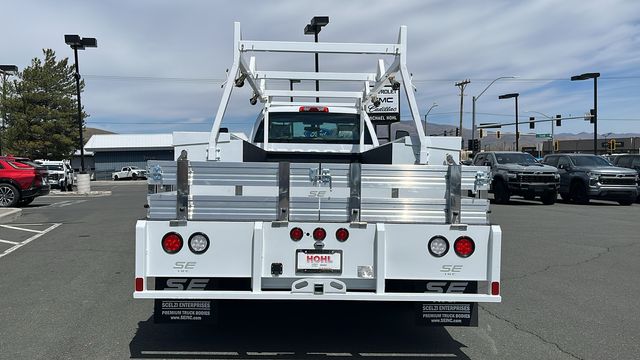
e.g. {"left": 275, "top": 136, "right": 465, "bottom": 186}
{"left": 133, "top": 289, "right": 501, "bottom": 302}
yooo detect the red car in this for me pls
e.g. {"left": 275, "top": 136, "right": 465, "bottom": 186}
{"left": 0, "top": 156, "right": 50, "bottom": 207}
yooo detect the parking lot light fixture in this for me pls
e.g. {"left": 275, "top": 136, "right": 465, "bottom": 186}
{"left": 65, "top": 35, "right": 97, "bottom": 173}
{"left": 570, "top": 72, "right": 600, "bottom": 155}
{"left": 498, "top": 93, "right": 520, "bottom": 151}
{"left": 304, "top": 16, "right": 329, "bottom": 103}
{"left": 0, "top": 65, "right": 19, "bottom": 156}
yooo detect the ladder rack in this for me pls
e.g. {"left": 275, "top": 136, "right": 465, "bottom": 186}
{"left": 208, "top": 22, "right": 431, "bottom": 163}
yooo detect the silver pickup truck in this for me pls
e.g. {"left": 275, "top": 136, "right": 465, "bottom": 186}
{"left": 543, "top": 154, "right": 638, "bottom": 205}
{"left": 473, "top": 152, "right": 560, "bottom": 205}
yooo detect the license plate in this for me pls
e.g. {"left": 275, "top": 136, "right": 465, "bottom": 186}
{"left": 296, "top": 249, "right": 342, "bottom": 273}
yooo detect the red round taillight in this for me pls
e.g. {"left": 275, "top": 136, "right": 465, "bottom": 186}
{"left": 162, "top": 232, "right": 183, "bottom": 254}
{"left": 335, "top": 228, "right": 349, "bottom": 242}
{"left": 454, "top": 236, "right": 475, "bottom": 258}
{"left": 313, "top": 227, "right": 326, "bottom": 241}
{"left": 290, "top": 227, "right": 304, "bottom": 241}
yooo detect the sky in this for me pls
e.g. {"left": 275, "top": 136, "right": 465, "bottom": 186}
{"left": 2, "top": 0, "right": 640, "bottom": 137}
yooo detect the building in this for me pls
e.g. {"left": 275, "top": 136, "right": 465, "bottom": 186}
{"left": 542, "top": 137, "right": 640, "bottom": 155}
{"left": 84, "top": 134, "right": 174, "bottom": 180}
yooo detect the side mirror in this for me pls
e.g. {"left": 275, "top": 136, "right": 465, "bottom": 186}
{"left": 558, "top": 164, "right": 568, "bottom": 170}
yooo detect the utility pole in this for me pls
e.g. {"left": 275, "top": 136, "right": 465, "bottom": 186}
{"left": 455, "top": 79, "right": 470, "bottom": 148}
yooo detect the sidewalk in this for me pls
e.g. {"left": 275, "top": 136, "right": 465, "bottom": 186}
{"left": 0, "top": 208, "right": 21, "bottom": 224}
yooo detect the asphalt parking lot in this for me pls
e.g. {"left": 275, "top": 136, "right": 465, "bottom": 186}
{"left": 0, "top": 182, "right": 638, "bottom": 360}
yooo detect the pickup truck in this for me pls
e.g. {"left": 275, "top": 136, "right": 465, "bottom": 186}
{"left": 112, "top": 166, "right": 147, "bottom": 181}
{"left": 35, "top": 159, "right": 74, "bottom": 191}
{"left": 543, "top": 154, "right": 638, "bottom": 205}
{"left": 473, "top": 151, "right": 560, "bottom": 204}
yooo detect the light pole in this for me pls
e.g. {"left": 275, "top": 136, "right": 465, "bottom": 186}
{"left": 65, "top": 35, "right": 97, "bottom": 173}
{"left": 498, "top": 93, "right": 519, "bottom": 151}
{"left": 472, "top": 76, "right": 516, "bottom": 143}
{"left": 570, "top": 72, "right": 600, "bottom": 155}
{"left": 0, "top": 65, "right": 18, "bottom": 156}
{"left": 423, "top": 103, "right": 438, "bottom": 136}
{"left": 304, "top": 16, "right": 329, "bottom": 103}
{"left": 289, "top": 79, "right": 300, "bottom": 102}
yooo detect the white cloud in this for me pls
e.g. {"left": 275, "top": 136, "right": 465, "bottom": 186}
{"left": 3, "top": 0, "right": 640, "bottom": 135}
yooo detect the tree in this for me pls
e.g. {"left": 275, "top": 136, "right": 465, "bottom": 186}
{"left": 3, "top": 49, "right": 87, "bottom": 159}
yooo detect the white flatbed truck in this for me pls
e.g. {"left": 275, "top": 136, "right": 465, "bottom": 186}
{"left": 134, "top": 22, "right": 501, "bottom": 327}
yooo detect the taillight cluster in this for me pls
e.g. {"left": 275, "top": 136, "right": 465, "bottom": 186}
{"left": 161, "top": 232, "right": 210, "bottom": 254}
{"left": 289, "top": 227, "right": 349, "bottom": 242}
{"left": 428, "top": 235, "right": 475, "bottom": 258}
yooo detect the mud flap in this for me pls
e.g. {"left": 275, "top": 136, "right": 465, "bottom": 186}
{"left": 153, "top": 278, "right": 216, "bottom": 323}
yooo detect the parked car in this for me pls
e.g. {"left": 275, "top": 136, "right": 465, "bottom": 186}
{"left": 472, "top": 151, "right": 560, "bottom": 204}
{"left": 35, "top": 159, "right": 74, "bottom": 191}
{"left": 542, "top": 154, "right": 638, "bottom": 205}
{"left": 112, "top": 166, "right": 147, "bottom": 180}
{"left": 0, "top": 156, "right": 50, "bottom": 207}
{"left": 611, "top": 154, "right": 640, "bottom": 202}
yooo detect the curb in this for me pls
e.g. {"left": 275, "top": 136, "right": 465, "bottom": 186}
{"left": 0, "top": 208, "right": 22, "bottom": 224}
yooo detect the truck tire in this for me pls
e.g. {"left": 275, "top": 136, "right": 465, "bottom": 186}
{"left": 0, "top": 183, "right": 20, "bottom": 208}
{"left": 493, "top": 180, "right": 510, "bottom": 204}
{"left": 113, "top": 175, "right": 119, "bottom": 181}
{"left": 541, "top": 190, "right": 557, "bottom": 205}
{"left": 618, "top": 199, "right": 633, "bottom": 206}
{"left": 570, "top": 181, "right": 589, "bottom": 204}
{"left": 61, "top": 181, "right": 67, "bottom": 192}
{"left": 67, "top": 182, "right": 73, "bottom": 192}
{"left": 132, "top": 173, "right": 138, "bottom": 180}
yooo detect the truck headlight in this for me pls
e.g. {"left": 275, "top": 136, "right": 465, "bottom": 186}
{"left": 554, "top": 173, "right": 560, "bottom": 180}
{"left": 586, "top": 172, "right": 599, "bottom": 181}
{"left": 507, "top": 172, "right": 518, "bottom": 179}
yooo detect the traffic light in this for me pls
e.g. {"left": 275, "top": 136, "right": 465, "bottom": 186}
{"left": 479, "top": 129, "right": 485, "bottom": 138}
{"left": 609, "top": 139, "right": 616, "bottom": 151}
{"left": 589, "top": 109, "right": 596, "bottom": 124}
{"left": 473, "top": 139, "right": 480, "bottom": 152}
{"left": 529, "top": 116, "right": 535, "bottom": 129}
{"left": 555, "top": 114, "right": 561, "bottom": 127}
{"left": 554, "top": 140, "right": 559, "bottom": 151}
{"left": 456, "top": 127, "right": 460, "bottom": 136}
{"left": 496, "top": 130, "right": 501, "bottom": 139}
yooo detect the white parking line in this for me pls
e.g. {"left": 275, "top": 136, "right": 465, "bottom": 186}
{"left": 44, "top": 200, "right": 87, "bottom": 208}
{"left": 0, "top": 224, "right": 44, "bottom": 234}
{"left": 0, "top": 223, "right": 62, "bottom": 259}
{"left": 0, "top": 239, "right": 19, "bottom": 245}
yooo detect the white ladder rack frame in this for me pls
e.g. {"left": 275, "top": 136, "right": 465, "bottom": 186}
{"left": 208, "top": 22, "right": 431, "bottom": 163}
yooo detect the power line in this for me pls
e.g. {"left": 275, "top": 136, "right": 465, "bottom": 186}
{"left": 81, "top": 74, "right": 640, "bottom": 83}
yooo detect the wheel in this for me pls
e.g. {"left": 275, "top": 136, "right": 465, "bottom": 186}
{"left": 560, "top": 192, "right": 571, "bottom": 202}
{"left": 67, "top": 183, "right": 73, "bottom": 191}
{"left": 113, "top": 175, "right": 119, "bottom": 181}
{"left": 19, "top": 198, "right": 34, "bottom": 206}
{"left": 618, "top": 199, "right": 633, "bottom": 206}
{"left": 541, "top": 190, "right": 557, "bottom": 205}
{"left": 60, "top": 181, "right": 67, "bottom": 192}
{"left": 0, "top": 183, "right": 20, "bottom": 208}
{"left": 493, "top": 180, "right": 510, "bottom": 204}
{"left": 570, "top": 181, "right": 589, "bottom": 204}
{"left": 132, "top": 173, "right": 138, "bottom": 180}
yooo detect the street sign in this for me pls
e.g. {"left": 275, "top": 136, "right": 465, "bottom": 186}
{"left": 535, "top": 133, "right": 552, "bottom": 139}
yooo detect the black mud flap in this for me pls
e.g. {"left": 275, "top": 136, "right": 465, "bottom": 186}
{"left": 153, "top": 278, "right": 216, "bottom": 324}
{"left": 416, "top": 302, "right": 478, "bottom": 327}
{"left": 405, "top": 280, "right": 479, "bottom": 327}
